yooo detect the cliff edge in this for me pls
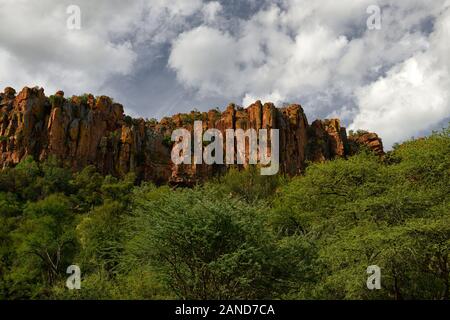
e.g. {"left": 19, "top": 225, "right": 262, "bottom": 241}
{"left": 0, "top": 86, "right": 384, "bottom": 185}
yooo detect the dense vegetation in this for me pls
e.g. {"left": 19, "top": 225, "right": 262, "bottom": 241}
{"left": 0, "top": 126, "right": 449, "bottom": 300}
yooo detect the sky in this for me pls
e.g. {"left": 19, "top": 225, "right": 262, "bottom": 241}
{"left": 1, "top": 0, "right": 450, "bottom": 148}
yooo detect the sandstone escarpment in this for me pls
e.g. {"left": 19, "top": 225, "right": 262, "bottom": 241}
{"left": 0, "top": 87, "right": 384, "bottom": 185}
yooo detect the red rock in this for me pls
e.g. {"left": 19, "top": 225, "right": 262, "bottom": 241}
{"left": 0, "top": 86, "right": 384, "bottom": 183}
{"left": 348, "top": 131, "right": 384, "bottom": 156}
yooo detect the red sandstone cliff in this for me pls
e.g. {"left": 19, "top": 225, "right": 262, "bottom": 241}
{"left": 0, "top": 86, "right": 384, "bottom": 185}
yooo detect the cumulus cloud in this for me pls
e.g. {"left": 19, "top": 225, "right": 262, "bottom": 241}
{"left": 1, "top": 0, "right": 449, "bottom": 148}
{"left": 350, "top": 4, "right": 450, "bottom": 147}
{"left": 0, "top": 0, "right": 139, "bottom": 95}
{"left": 169, "top": 26, "right": 239, "bottom": 95}
{"left": 168, "top": 0, "right": 450, "bottom": 147}
{"left": 0, "top": 0, "right": 209, "bottom": 96}
{"left": 169, "top": 6, "right": 349, "bottom": 99}
{"left": 202, "top": 2, "right": 223, "bottom": 22}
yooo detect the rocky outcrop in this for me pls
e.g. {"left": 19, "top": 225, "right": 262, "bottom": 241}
{"left": 307, "top": 119, "right": 349, "bottom": 162}
{"left": 0, "top": 87, "right": 384, "bottom": 185}
{"left": 348, "top": 131, "right": 384, "bottom": 156}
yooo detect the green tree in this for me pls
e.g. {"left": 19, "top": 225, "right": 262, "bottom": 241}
{"left": 213, "top": 165, "right": 283, "bottom": 203}
{"left": 76, "top": 200, "right": 126, "bottom": 275}
{"left": 123, "top": 185, "right": 316, "bottom": 299}
{"left": 70, "top": 165, "right": 104, "bottom": 212}
{"left": 10, "top": 194, "right": 77, "bottom": 297}
{"left": 271, "top": 127, "right": 450, "bottom": 299}
{"left": 36, "top": 156, "right": 73, "bottom": 197}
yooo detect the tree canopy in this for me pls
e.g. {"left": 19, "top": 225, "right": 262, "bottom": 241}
{"left": 0, "top": 125, "right": 449, "bottom": 300}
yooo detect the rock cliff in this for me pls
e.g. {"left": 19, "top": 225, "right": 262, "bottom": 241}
{"left": 0, "top": 87, "right": 384, "bottom": 185}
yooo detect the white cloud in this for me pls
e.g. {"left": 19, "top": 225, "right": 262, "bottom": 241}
{"left": 0, "top": 0, "right": 208, "bottom": 96}
{"left": 169, "top": 26, "right": 240, "bottom": 96}
{"left": 169, "top": 0, "right": 437, "bottom": 103}
{"left": 168, "top": 0, "right": 450, "bottom": 148}
{"left": 1, "top": 0, "right": 449, "bottom": 148}
{"left": 242, "top": 91, "right": 284, "bottom": 107}
{"left": 0, "top": 0, "right": 140, "bottom": 95}
{"left": 350, "top": 5, "right": 450, "bottom": 147}
{"left": 150, "top": 0, "right": 203, "bottom": 16}
{"left": 202, "top": 2, "right": 223, "bottom": 22}
{"left": 169, "top": 6, "right": 349, "bottom": 98}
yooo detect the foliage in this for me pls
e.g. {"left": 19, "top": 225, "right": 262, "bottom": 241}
{"left": 348, "top": 129, "right": 369, "bottom": 137}
{"left": 124, "top": 115, "right": 133, "bottom": 126}
{"left": 0, "top": 125, "right": 448, "bottom": 299}
{"left": 211, "top": 165, "right": 284, "bottom": 203}
{"left": 123, "top": 185, "right": 316, "bottom": 299}
{"left": 162, "top": 135, "right": 173, "bottom": 148}
{"left": 48, "top": 95, "right": 65, "bottom": 107}
{"left": 272, "top": 126, "right": 450, "bottom": 299}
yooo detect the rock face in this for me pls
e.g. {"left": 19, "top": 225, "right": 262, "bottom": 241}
{"left": 0, "top": 87, "right": 384, "bottom": 185}
{"left": 348, "top": 131, "right": 384, "bottom": 156}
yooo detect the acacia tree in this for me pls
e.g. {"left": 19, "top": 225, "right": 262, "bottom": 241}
{"left": 123, "top": 185, "right": 317, "bottom": 299}
{"left": 11, "top": 194, "right": 77, "bottom": 294}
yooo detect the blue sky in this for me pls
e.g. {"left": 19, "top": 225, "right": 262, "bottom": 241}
{"left": 1, "top": 0, "right": 449, "bottom": 148}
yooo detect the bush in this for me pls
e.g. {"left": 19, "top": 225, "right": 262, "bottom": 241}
{"left": 213, "top": 165, "right": 283, "bottom": 203}
{"left": 48, "top": 95, "right": 64, "bottom": 107}
{"left": 124, "top": 115, "right": 133, "bottom": 126}
{"left": 162, "top": 135, "right": 173, "bottom": 148}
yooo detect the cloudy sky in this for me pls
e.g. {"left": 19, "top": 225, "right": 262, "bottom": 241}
{"left": 1, "top": 0, "right": 449, "bottom": 148}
